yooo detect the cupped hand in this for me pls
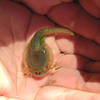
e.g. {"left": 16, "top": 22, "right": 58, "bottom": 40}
{"left": 0, "top": 0, "right": 100, "bottom": 100}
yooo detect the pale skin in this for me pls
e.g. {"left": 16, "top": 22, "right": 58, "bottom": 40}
{"left": 0, "top": 0, "right": 100, "bottom": 100}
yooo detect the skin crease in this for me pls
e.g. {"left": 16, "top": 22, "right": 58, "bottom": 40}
{"left": 0, "top": 0, "right": 100, "bottom": 100}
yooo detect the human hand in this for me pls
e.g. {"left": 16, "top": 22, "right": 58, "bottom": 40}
{"left": 0, "top": 0, "right": 100, "bottom": 100}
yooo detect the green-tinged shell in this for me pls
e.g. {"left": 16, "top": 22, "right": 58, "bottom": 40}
{"left": 25, "top": 44, "right": 50, "bottom": 76}
{"left": 23, "top": 27, "right": 74, "bottom": 77}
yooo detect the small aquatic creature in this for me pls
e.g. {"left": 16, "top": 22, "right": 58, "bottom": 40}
{"left": 23, "top": 27, "right": 74, "bottom": 77}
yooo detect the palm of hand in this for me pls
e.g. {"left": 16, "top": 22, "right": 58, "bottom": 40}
{"left": 0, "top": 0, "right": 100, "bottom": 100}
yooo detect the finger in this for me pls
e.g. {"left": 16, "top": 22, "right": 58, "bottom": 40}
{"left": 35, "top": 86, "right": 100, "bottom": 100}
{"left": 48, "top": 67, "right": 100, "bottom": 93}
{"left": 20, "top": 0, "right": 73, "bottom": 14}
{"left": 56, "top": 35, "right": 100, "bottom": 60}
{"left": 56, "top": 52, "right": 100, "bottom": 73}
{"left": 56, "top": 54, "right": 89, "bottom": 70}
{"left": 79, "top": 0, "right": 100, "bottom": 18}
{"left": 48, "top": 3, "right": 100, "bottom": 44}
{"left": 45, "top": 37, "right": 89, "bottom": 70}
{"left": 84, "top": 61, "right": 100, "bottom": 73}
{"left": 45, "top": 37, "right": 60, "bottom": 61}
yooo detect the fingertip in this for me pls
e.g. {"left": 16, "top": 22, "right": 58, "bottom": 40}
{"left": 79, "top": 0, "right": 100, "bottom": 18}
